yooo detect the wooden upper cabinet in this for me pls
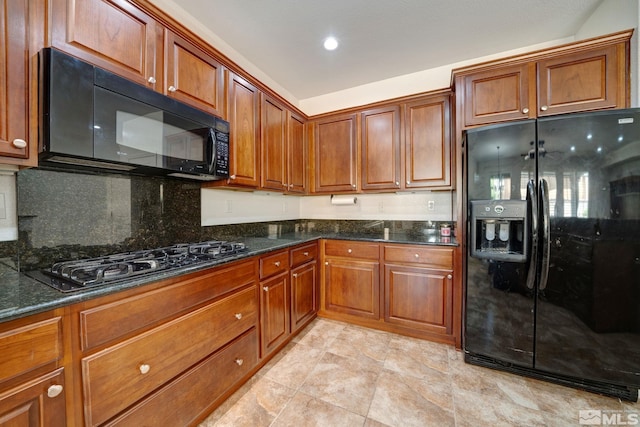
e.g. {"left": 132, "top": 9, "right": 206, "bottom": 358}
{"left": 261, "top": 95, "right": 287, "bottom": 191}
{"left": 404, "top": 94, "right": 452, "bottom": 189}
{"left": 287, "top": 112, "right": 307, "bottom": 194}
{"left": 462, "top": 63, "right": 532, "bottom": 127}
{"left": 0, "top": 0, "right": 32, "bottom": 163}
{"left": 312, "top": 114, "right": 358, "bottom": 193}
{"left": 216, "top": 73, "right": 260, "bottom": 188}
{"left": 164, "top": 31, "right": 224, "bottom": 117}
{"left": 537, "top": 45, "right": 621, "bottom": 117}
{"left": 361, "top": 105, "right": 401, "bottom": 191}
{"left": 51, "top": 0, "right": 161, "bottom": 88}
{"left": 457, "top": 30, "right": 631, "bottom": 128}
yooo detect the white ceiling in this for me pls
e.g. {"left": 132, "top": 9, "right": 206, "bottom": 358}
{"left": 172, "top": 0, "right": 604, "bottom": 100}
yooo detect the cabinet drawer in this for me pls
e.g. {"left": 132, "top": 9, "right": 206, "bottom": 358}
{"left": 324, "top": 240, "right": 379, "bottom": 260}
{"left": 0, "top": 317, "right": 62, "bottom": 382}
{"left": 80, "top": 259, "right": 256, "bottom": 351}
{"left": 384, "top": 245, "right": 453, "bottom": 268}
{"left": 260, "top": 250, "right": 289, "bottom": 279}
{"left": 291, "top": 243, "right": 317, "bottom": 267}
{"left": 82, "top": 285, "right": 258, "bottom": 426}
{"left": 106, "top": 329, "right": 258, "bottom": 426}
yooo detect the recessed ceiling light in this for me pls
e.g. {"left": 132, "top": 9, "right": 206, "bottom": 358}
{"left": 323, "top": 36, "right": 338, "bottom": 51}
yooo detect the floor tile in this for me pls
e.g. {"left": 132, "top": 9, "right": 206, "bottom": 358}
{"left": 271, "top": 391, "right": 365, "bottom": 427}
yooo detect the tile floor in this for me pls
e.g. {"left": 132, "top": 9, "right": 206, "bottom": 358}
{"left": 199, "top": 318, "right": 640, "bottom": 427}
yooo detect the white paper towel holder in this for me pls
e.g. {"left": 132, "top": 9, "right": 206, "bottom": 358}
{"left": 330, "top": 194, "right": 357, "bottom": 205}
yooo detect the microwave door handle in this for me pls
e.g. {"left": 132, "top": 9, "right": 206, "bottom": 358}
{"left": 525, "top": 179, "right": 538, "bottom": 290}
{"left": 206, "top": 128, "right": 216, "bottom": 174}
{"left": 539, "top": 178, "right": 551, "bottom": 290}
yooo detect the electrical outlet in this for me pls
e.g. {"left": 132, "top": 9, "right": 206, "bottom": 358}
{"left": 427, "top": 200, "right": 435, "bottom": 211}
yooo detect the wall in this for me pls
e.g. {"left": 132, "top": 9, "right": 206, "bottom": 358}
{"left": 201, "top": 188, "right": 453, "bottom": 226}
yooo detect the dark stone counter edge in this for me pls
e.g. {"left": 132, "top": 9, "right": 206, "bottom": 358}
{"left": 0, "top": 232, "right": 458, "bottom": 324}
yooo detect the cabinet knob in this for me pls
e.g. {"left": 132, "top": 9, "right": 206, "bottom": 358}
{"left": 289, "top": 184, "right": 294, "bottom": 188}
{"left": 406, "top": 180, "right": 410, "bottom": 185}
{"left": 235, "top": 358, "right": 244, "bottom": 366}
{"left": 230, "top": 175, "right": 237, "bottom": 180}
{"left": 235, "top": 312, "right": 242, "bottom": 320}
{"left": 540, "top": 105, "right": 548, "bottom": 111}
{"left": 522, "top": 108, "right": 529, "bottom": 114}
{"left": 12, "top": 138, "right": 27, "bottom": 149}
{"left": 414, "top": 253, "right": 419, "bottom": 258}
{"left": 147, "top": 76, "right": 156, "bottom": 84}
{"left": 47, "top": 384, "right": 63, "bottom": 398}
{"left": 274, "top": 261, "right": 281, "bottom": 267}
{"left": 292, "top": 273, "right": 298, "bottom": 278}
{"left": 395, "top": 181, "right": 399, "bottom": 186}
{"left": 303, "top": 252, "right": 309, "bottom": 257}
{"left": 447, "top": 274, "right": 453, "bottom": 280}
{"left": 139, "top": 364, "right": 151, "bottom": 374}
{"left": 168, "top": 85, "right": 177, "bottom": 93}
{"left": 263, "top": 286, "right": 269, "bottom": 292}
{"left": 347, "top": 249, "right": 352, "bottom": 254}
{"left": 325, "top": 261, "right": 329, "bottom": 266}
{"left": 352, "top": 184, "right": 356, "bottom": 188}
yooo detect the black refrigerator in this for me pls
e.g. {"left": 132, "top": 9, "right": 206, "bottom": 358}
{"left": 464, "top": 108, "right": 640, "bottom": 401}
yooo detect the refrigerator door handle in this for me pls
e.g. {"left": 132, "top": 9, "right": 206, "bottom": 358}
{"left": 539, "top": 178, "right": 551, "bottom": 290}
{"left": 525, "top": 179, "right": 538, "bottom": 290}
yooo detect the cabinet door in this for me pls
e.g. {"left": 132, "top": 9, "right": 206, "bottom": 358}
{"left": 261, "top": 96, "right": 287, "bottom": 191}
{"left": 462, "top": 63, "right": 533, "bottom": 127}
{"left": 361, "top": 106, "right": 401, "bottom": 191}
{"left": 0, "top": 369, "right": 66, "bottom": 427}
{"left": 287, "top": 112, "right": 307, "bottom": 194}
{"left": 224, "top": 74, "right": 260, "bottom": 188}
{"left": 291, "top": 261, "right": 317, "bottom": 333}
{"left": 260, "top": 272, "right": 290, "bottom": 357}
{"left": 323, "top": 258, "right": 380, "bottom": 319}
{"left": 51, "top": 0, "right": 161, "bottom": 88}
{"left": 404, "top": 95, "right": 452, "bottom": 189}
{"left": 313, "top": 114, "right": 358, "bottom": 193}
{"left": 0, "top": 0, "right": 31, "bottom": 161}
{"left": 384, "top": 264, "right": 452, "bottom": 335}
{"left": 165, "top": 31, "right": 224, "bottom": 116}
{"left": 537, "top": 45, "right": 623, "bottom": 116}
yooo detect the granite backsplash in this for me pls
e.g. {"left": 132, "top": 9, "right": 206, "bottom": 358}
{"left": 8, "top": 168, "right": 453, "bottom": 271}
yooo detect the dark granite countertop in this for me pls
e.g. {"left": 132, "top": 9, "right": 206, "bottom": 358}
{"left": 0, "top": 231, "right": 457, "bottom": 324}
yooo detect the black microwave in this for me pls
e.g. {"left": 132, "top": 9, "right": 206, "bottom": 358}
{"left": 40, "top": 48, "right": 230, "bottom": 181}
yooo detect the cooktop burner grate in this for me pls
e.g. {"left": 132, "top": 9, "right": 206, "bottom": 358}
{"left": 28, "top": 240, "right": 248, "bottom": 292}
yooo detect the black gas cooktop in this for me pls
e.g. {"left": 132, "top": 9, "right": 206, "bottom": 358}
{"left": 27, "top": 240, "right": 248, "bottom": 293}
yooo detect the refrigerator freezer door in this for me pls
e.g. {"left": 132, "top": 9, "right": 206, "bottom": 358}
{"left": 465, "top": 120, "right": 537, "bottom": 367}
{"left": 535, "top": 109, "right": 640, "bottom": 388}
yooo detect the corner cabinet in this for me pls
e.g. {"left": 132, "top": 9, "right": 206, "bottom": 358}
{"left": 455, "top": 30, "right": 631, "bottom": 128}
{"left": 0, "top": 0, "right": 36, "bottom": 164}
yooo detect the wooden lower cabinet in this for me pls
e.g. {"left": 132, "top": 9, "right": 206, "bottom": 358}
{"left": 0, "top": 368, "right": 66, "bottom": 427}
{"left": 319, "top": 240, "right": 457, "bottom": 344}
{"left": 105, "top": 328, "right": 258, "bottom": 426}
{"left": 384, "top": 264, "right": 453, "bottom": 335}
{"left": 291, "top": 260, "right": 317, "bottom": 333}
{"left": 260, "top": 272, "right": 290, "bottom": 357}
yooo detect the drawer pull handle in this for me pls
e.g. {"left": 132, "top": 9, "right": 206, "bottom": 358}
{"left": 347, "top": 249, "right": 352, "bottom": 254}
{"left": 274, "top": 261, "right": 281, "bottom": 267}
{"left": 414, "top": 253, "right": 419, "bottom": 258}
{"left": 12, "top": 138, "right": 27, "bottom": 149}
{"left": 447, "top": 274, "right": 453, "bottom": 280}
{"left": 147, "top": 76, "right": 156, "bottom": 84}
{"left": 540, "top": 105, "right": 548, "bottom": 111}
{"left": 263, "top": 286, "right": 269, "bottom": 292}
{"left": 303, "top": 252, "right": 309, "bottom": 256}
{"left": 522, "top": 107, "right": 529, "bottom": 114}
{"left": 47, "top": 384, "right": 63, "bottom": 398}
{"left": 168, "top": 85, "right": 177, "bottom": 92}
{"left": 139, "top": 364, "right": 151, "bottom": 374}
{"left": 235, "top": 358, "right": 244, "bottom": 366}
{"left": 235, "top": 313, "right": 242, "bottom": 320}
